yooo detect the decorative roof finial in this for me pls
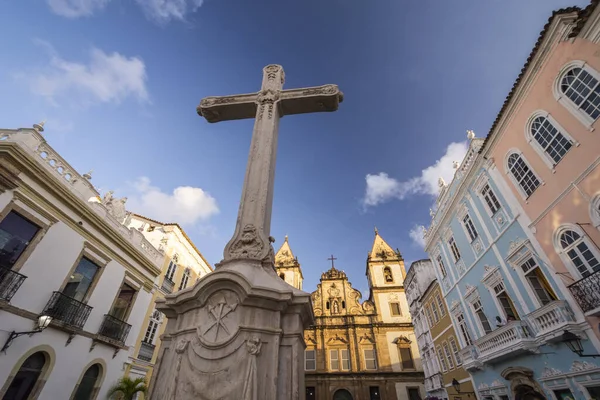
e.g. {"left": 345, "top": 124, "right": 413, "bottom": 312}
{"left": 438, "top": 177, "right": 446, "bottom": 188}
{"left": 83, "top": 170, "right": 93, "bottom": 180}
{"left": 453, "top": 161, "right": 460, "bottom": 169}
{"left": 467, "top": 129, "right": 475, "bottom": 140}
{"left": 33, "top": 120, "right": 45, "bottom": 133}
{"left": 374, "top": 226, "right": 379, "bottom": 235}
{"left": 284, "top": 234, "right": 288, "bottom": 242}
{"left": 429, "top": 208, "right": 435, "bottom": 217}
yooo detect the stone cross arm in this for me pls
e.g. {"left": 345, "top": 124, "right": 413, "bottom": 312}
{"left": 197, "top": 84, "right": 344, "bottom": 123}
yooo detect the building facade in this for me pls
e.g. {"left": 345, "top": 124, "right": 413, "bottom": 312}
{"left": 405, "top": 260, "right": 446, "bottom": 400}
{"left": 0, "top": 124, "right": 162, "bottom": 400}
{"left": 122, "top": 214, "right": 213, "bottom": 387}
{"left": 275, "top": 230, "right": 425, "bottom": 400}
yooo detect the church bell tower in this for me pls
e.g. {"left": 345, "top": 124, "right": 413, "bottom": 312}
{"left": 274, "top": 236, "right": 304, "bottom": 290}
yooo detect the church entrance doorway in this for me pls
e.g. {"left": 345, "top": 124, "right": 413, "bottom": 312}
{"left": 333, "top": 389, "right": 354, "bottom": 400}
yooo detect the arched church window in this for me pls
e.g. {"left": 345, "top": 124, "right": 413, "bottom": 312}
{"left": 326, "top": 301, "right": 330, "bottom": 310}
{"left": 342, "top": 301, "right": 346, "bottom": 309}
{"left": 559, "top": 66, "right": 600, "bottom": 120}
{"left": 528, "top": 115, "right": 572, "bottom": 165}
{"left": 383, "top": 267, "right": 393, "bottom": 283}
{"left": 332, "top": 300, "right": 340, "bottom": 314}
{"left": 507, "top": 152, "right": 540, "bottom": 198}
{"left": 558, "top": 227, "right": 600, "bottom": 277}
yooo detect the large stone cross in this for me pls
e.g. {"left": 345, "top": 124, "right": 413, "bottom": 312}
{"left": 197, "top": 64, "right": 343, "bottom": 265}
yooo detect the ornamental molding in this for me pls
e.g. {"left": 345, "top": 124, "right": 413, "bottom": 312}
{"left": 327, "top": 334, "right": 348, "bottom": 344}
{"left": 541, "top": 367, "right": 563, "bottom": 378}
{"left": 571, "top": 360, "right": 599, "bottom": 372}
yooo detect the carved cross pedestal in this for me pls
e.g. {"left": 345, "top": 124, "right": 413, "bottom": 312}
{"left": 147, "top": 65, "right": 342, "bottom": 400}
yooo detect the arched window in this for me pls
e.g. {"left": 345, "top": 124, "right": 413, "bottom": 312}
{"left": 558, "top": 228, "right": 600, "bottom": 277}
{"left": 72, "top": 364, "right": 101, "bottom": 400}
{"left": 3, "top": 352, "right": 47, "bottom": 400}
{"left": 333, "top": 389, "right": 354, "bottom": 400}
{"left": 507, "top": 153, "right": 540, "bottom": 198}
{"left": 383, "top": 267, "right": 393, "bottom": 283}
{"left": 529, "top": 115, "right": 572, "bottom": 165}
{"left": 279, "top": 273, "right": 285, "bottom": 280}
{"left": 560, "top": 66, "right": 600, "bottom": 121}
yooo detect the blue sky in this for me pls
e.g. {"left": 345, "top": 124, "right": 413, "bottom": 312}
{"left": 0, "top": 0, "right": 590, "bottom": 294}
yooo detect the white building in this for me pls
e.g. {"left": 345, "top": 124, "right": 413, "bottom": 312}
{"left": 0, "top": 123, "right": 162, "bottom": 400}
{"left": 404, "top": 259, "right": 445, "bottom": 400}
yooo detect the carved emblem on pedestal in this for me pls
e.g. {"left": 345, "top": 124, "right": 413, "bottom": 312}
{"left": 228, "top": 224, "right": 265, "bottom": 260}
{"left": 198, "top": 292, "right": 239, "bottom": 344}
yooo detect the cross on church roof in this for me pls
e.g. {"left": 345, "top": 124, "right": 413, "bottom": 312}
{"left": 327, "top": 254, "right": 337, "bottom": 269}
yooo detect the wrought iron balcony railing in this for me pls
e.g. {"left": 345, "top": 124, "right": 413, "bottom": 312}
{"left": 568, "top": 270, "right": 600, "bottom": 314}
{"left": 161, "top": 277, "right": 174, "bottom": 294}
{"left": 138, "top": 341, "right": 156, "bottom": 362}
{"left": 0, "top": 266, "right": 26, "bottom": 301}
{"left": 42, "top": 291, "right": 92, "bottom": 329}
{"left": 98, "top": 314, "right": 131, "bottom": 344}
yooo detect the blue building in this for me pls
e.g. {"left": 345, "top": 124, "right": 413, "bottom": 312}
{"left": 423, "top": 135, "right": 600, "bottom": 400}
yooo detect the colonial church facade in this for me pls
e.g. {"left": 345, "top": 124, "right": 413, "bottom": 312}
{"left": 275, "top": 230, "right": 425, "bottom": 400}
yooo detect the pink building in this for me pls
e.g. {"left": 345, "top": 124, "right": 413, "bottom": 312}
{"left": 481, "top": 1, "right": 600, "bottom": 339}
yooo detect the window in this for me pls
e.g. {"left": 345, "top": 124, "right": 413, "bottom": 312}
{"left": 436, "top": 255, "right": 447, "bottom": 277}
{"left": 431, "top": 302, "right": 440, "bottom": 323}
{"left": 306, "top": 387, "right": 316, "bottom": 400}
{"left": 425, "top": 305, "right": 434, "bottom": 327}
{"left": 560, "top": 66, "right": 600, "bottom": 120}
{"left": 448, "top": 237, "right": 461, "bottom": 262}
{"left": 109, "top": 282, "right": 136, "bottom": 321}
{"left": 63, "top": 257, "right": 101, "bottom": 302}
{"left": 443, "top": 342, "right": 455, "bottom": 369}
{"left": 449, "top": 336, "right": 461, "bottom": 365}
{"left": 364, "top": 348, "right": 377, "bottom": 370}
{"left": 507, "top": 153, "right": 540, "bottom": 197}
{"left": 179, "top": 268, "right": 191, "bottom": 290}
{"left": 559, "top": 229, "right": 600, "bottom": 277}
{"left": 408, "top": 388, "right": 422, "bottom": 400}
{"left": 491, "top": 281, "right": 519, "bottom": 320}
{"left": 279, "top": 273, "right": 285, "bottom": 280}
{"left": 329, "top": 349, "right": 350, "bottom": 371}
{"left": 73, "top": 364, "right": 101, "bottom": 400}
{"left": 305, "top": 349, "right": 316, "bottom": 371}
{"left": 529, "top": 116, "right": 572, "bottom": 165}
{"left": 398, "top": 346, "right": 415, "bottom": 370}
{"left": 390, "top": 302, "right": 401, "bottom": 316}
{"left": 0, "top": 211, "right": 40, "bottom": 269}
{"left": 520, "top": 257, "right": 557, "bottom": 306}
{"left": 370, "top": 386, "right": 381, "bottom": 400}
{"left": 436, "top": 346, "right": 448, "bottom": 372}
{"left": 143, "top": 310, "right": 163, "bottom": 344}
{"left": 383, "top": 266, "right": 393, "bottom": 283}
{"left": 481, "top": 184, "right": 501, "bottom": 215}
{"left": 584, "top": 385, "right": 600, "bottom": 400}
{"left": 3, "top": 352, "right": 47, "bottom": 400}
{"left": 462, "top": 214, "right": 478, "bottom": 242}
{"left": 554, "top": 388, "right": 576, "bottom": 400}
{"left": 165, "top": 259, "right": 177, "bottom": 282}
{"left": 456, "top": 312, "right": 473, "bottom": 346}
{"left": 436, "top": 294, "right": 446, "bottom": 317}
{"left": 472, "top": 299, "right": 492, "bottom": 334}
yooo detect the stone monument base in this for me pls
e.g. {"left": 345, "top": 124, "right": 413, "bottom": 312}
{"left": 147, "top": 259, "right": 313, "bottom": 400}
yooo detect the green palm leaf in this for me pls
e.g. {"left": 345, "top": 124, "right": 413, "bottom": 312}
{"left": 106, "top": 377, "right": 147, "bottom": 400}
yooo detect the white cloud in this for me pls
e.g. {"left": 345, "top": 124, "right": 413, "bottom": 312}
{"left": 47, "top": 0, "right": 110, "bottom": 18}
{"left": 21, "top": 42, "right": 149, "bottom": 106}
{"left": 408, "top": 225, "right": 426, "bottom": 249}
{"left": 135, "top": 0, "right": 204, "bottom": 23}
{"left": 363, "top": 141, "right": 468, "bottom": 207}
{"left": 126, "top": 177, "right": 219, "bottom": 226}
{"left": 46, "top": 0, "right": 205, "bottom": 23}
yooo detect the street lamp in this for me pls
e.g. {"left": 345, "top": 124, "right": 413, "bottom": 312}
{"left": 452, "top": 379, "right": 475, "bottom": 397}
{"left": 1, "top": 315, "right": 52, "bottom": 353}
{"left": 561, "top": 330, "right": 600, "bottom": 358}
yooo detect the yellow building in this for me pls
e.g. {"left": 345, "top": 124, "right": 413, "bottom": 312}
{"left": 121, "top": 214, "right": 213, "bottom": 389}
{"left": 275, "top": 230, "right": 425, "bottom": 400}
{"left": 421, "top": 280, "right": 475, "bottom": 400}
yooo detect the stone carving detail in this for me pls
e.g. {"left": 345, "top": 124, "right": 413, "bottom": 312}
{"left": 302, "top": 84, "right": 338, "bottom": 96}
{"left": 264, "top": 64, "right": 285, "bottom": 84}
{"left": 327, "top": 283, "right": 340, "bottom": 298}
{"left": 102, "top": 190, "right": 128, "bottom": 222}
{"left": 496, "top": 215, "right": 504, "bottom": 225}
{"left": 228, "top": 224, "right": 265, "bottom": 260}
{"left": 241, "top": 337, "right": 262, "bottom": 400}
{"left": 327, "top": 334, "right": 348, "bottom": 344}
{"left": 478, "top": 383, "right": 489, "bottom": 390}
{"left": 201, "top": 97, "right": 237, "bottom": 107}
{"left": 321, "top": 266, "right": 347, "bottom": 280}
{"left": 571, "top": 360, "right": 598, "bottom": 372}
{"left": 198, "top": 292, "right": 239, "bottom": 344}
{"left": 474, "top": 240, "right": 482, "bottom": 253}
{"left": 541, "top": 367, "right": 563, "bottom": 378}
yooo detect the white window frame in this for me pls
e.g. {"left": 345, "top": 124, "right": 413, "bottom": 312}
{"left": 436, "top": 346, "right": 448, "bottom": 372}
{"left": 442, "top": 341, "right": 455, "bottom": 370}
{"left": 448, "top": 236, "right": 461, "bottom": 263}
{"left": 143, "top": 309, "right": 163, "bottom": 344}
{"left": 329, "top": 348, "right": 350, "bottom": 371}
{"left": 455, "top": 311, "right": 473, "bottom": 347}
{"left": 525, "top": 110, "right": 577, "bottom": 170}
{"left": 363, "top": 348, "right": 377, "bottom": 370}
{"left": 435, "top": 253, "right": 447, "bottom": 278}
{"left": 165, "top": 258, "right": 177, "bottom": 282}
{"left": 479, "top": 182, "right": 502, "bottom": 217}
{"left": 179, "top": 267, "right": 191, "bottom": 290}
{"left": 436, "top": 293, "right": 446, "bottom": 317}
{"left": 305, "top": 349, "right": 316, "bottom": 371}
{"left": 462, "top": 213, "right": 479, "bottom": 242}
{"left": 553, "top": 60, "right": 600, "bottom": 129}
{"left": 448, "top": 336, "right": 461, "bottom": 366}
{"left": 553, "top": 223, "right": 600, "bottom": 279}
{"left": 504, "top": 149, "right": 543, "bottom": 200}
{"left": 470, "top": 296, "right": 493, "bottom": 337}
{"left": 590, "top": 193, "right": 600, "bottom": 229}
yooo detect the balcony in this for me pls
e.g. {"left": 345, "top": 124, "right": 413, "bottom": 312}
{"left": 161, "top": 277, "right": 174, "bottom": 294}
{"left": 568, "top": 270, "right": 600, "bottom": 315}
{"left": 98, "top": 314, "right": 131, "bottom": 344}
{"left": 527, "top": 300, "right": 579, "bottom": 342}
{"left": 425, "top": 373, "right": 444, "bottom": 393}
{"left": 459, "top": 345, "right": 483, "bottom": 371}
{"left": 0, "top": 266, "right": 26, "bottom": 301}
{"left": 138, "top": 341, "right": 156, "bottom": 362}
{"left": 42, "top": 291, "right": 92, "bottom": 329}
{"left": 475, "top": 321, "right": 537, "bottom": 363}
